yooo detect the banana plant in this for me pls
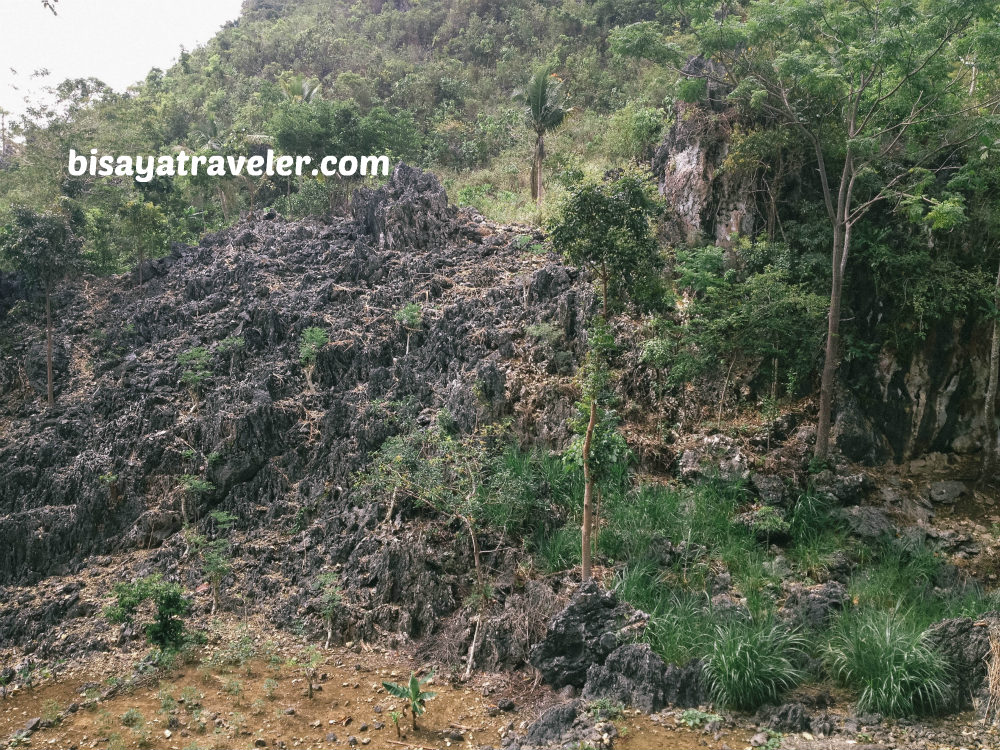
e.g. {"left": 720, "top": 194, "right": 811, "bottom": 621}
{"left": 382, "top": 671, "right": 436, "bottom": 730}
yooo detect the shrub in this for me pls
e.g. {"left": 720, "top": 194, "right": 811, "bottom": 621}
{"left": 299, "top": 327, "right": 328, "bottom": 366}
{"left": 823, "top": 608, "right": 952, "bottom": 717}
{"left": 263, "top": 678, "right": 278, "bottom": 701}
{"left": 121, "top": 708, "right": 144, "bottom": 728}
{"left": 104, "top": 574, "right": 189, "bottom": 649}
{"left": 394, "top": 303, "right": 423, "bottom": 355}
{"left": 315, "top": 572, "right": 343, "bottom": 649}
{"left": 178, "top": 347, "right": 212, "bottom": 394}
{"left": 703, "top": 619, "right": 807, "bottom": 711}
{"left": 678, "top": 708, "right": 722, "bottom": 728}
{"left": 607, "top": 102, "right": 666, "bottom": 162}
{"left": 299, "top": 327, "right": 328, "bottom": 389}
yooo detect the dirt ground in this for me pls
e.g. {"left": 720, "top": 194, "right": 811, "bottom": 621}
{"left": 0, "top": 638, "right": 753, "bottom": 750}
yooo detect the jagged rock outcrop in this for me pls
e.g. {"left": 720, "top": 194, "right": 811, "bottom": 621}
{"left": 925, "top": 612, "right": 1000, "bottom": 712}
{"left": 0, "top": 165, "right": 593, "bottom": 658}
{"left": 352, "top": 162, "right": 463, "bottom": 250}
{"left": 582, "top": 644, "right": 707, "bottom": 711}
{"left": 529, "top": 581, "right": 648, "bottom": 689}
{"left": 653, "top": 58, "right": 755, "bottom": 248}
{"left": 503, "top": 700, "right": 617, "bottom": 750}
{"left": 780, "top": 582, "right": 848, "bottom": 629}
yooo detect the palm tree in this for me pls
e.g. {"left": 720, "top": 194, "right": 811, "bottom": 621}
{"left": 279, "top": 72, "right": 323, "bottom": 104}
{"left": 514, "top": 68, "right": 570, "bottom": 205}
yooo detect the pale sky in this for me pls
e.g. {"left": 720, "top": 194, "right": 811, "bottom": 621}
{"left": 0, "top": 0, "right": 245, "bottom": 119}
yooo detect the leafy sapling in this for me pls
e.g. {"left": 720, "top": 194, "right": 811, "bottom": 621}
{"left": 293, "top": 647, "right": 323, "bottom": 699}
{"left": 314, "top": 572, "right": 342, "bottom": 649}
{"left": 188, "top": 510, "right": 236, "bottom": 614}
{"left": 382, "top": 671, "right": 436, "bottom": 731}
{"left": 299, "top": 327, "right": 328, "bottom": 391}
{"left": 394, "top": 302, "right": 423, "bottom": 356}
{"left": 177, "top": 475, "right": 215, "bottom": 523}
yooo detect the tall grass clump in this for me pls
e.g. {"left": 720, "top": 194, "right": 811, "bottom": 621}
{"left": 643, "top": 592, "right": 718, "bottom": 665}
{"left": 703, "top": 619, "right": 807, "bottom": 711}
{"left": 823, "top": 607, "right": 953, "bottom": 717}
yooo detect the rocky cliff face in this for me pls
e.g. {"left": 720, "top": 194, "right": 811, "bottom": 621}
{"left": 0, "top": 165, "right": 591, "bottom": 655}
{"left": 654, "top": 58, "right": 757, "bottom": 248}
{"left": 652, "top": 67, "right": 992, "bottom": 463}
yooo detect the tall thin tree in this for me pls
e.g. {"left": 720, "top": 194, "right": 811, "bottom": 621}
{"left": 681, "top": 0, "right": 1000, "bottom": 460}
{"left": 514, "top": 68, "right": 570, "bottom": 205}
{"left": 1, "top": 206, "right": 81, "bottom": 406}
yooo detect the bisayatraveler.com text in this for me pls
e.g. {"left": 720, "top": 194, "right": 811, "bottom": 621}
{"left": 67, "top": 148, "right": 390, "bottom": 182}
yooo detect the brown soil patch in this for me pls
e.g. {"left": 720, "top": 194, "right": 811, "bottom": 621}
{"left": 0, "top": 642, "right": 752, "bottom": 750}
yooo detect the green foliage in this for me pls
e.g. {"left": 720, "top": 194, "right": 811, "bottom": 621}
{"left": 121, "top": 708, "right": 144, "bottom": 728}
{"left": 178, "top": 475, "right": 215, "bottom": 495}
{"left": 178, "top": 347, "right": 212, "bottom": 392}
{"left": 563, "top": 404, "right": 631, "bottom": 486}
{"left": 0, "top": 206, "right": 82, "bottom": 291}
{"left": 263, "top": 678, "right": 278, "bottom": 701}
{"left": 315, "top": 571, "right": 343, "bottom": 646}
{"left": 533, "top": 524, "right": 581, "bottom": 573}
{"left": 299, "top": 326, "right": 328, "bottom": 366}
{"left": 120, "top": 199, "right": 168, "bottom": 274}
{"left": 360, "top": 424, "right": 553, "bottom": 540}
{"left": 660, "top": 242, "right": 827, "bottom": 395}
{"left": 394, "top": 303, "right": 424, "bottom": 329}
{"left": 703, "top": 619, "right": 807, "bottom": 711}
{"left": 678, "top": 709, "right": 722, "bottom": 729}
{"left": 550, "top": 169, "right": 664, "bottom": 312}
{"left": 824, "top": 608, "right": 952, "bottom": 717}
{"left": 382, "top": 671, "right": 436, "bottom": 729}
{"left": 745, "top": 505, "right": 790, "bottom": 542}
{"left": 217, "top": 336, "right": 244, "bottom": 355}
{"left": 104, "top": 574, "right": 189, "bottom": 649}
{"left": 187, "top": 511, "right": 235, "bottom": 612}
{"left": 587, "top": 698, "right": 624, "bottom": 720}
{"left": 515, "top": 68, "right": 570, "bottom": 138}
{"left": 607, "top": 102, "right": 666, "bottom": 162}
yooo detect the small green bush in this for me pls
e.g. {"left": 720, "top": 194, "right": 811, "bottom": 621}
{"left": 104, "top": 574, "right": 189, "bottom": 649}
{"left": 121, "top": 708, "right": 144, "bottom": 728}
{"left": 703, "top": 619, "right": 807, "bottom": 711}
{"left": 678, "top": 708, "right": 722, "bottom": 728}
{"left": 178, "top": 347, "right": 212, "bottom": 392}
{"left": 824, "top": 608, "right": 952, "bottom": 717}
{"left": 299, "top": 327, "right": 328, "bottom": 366}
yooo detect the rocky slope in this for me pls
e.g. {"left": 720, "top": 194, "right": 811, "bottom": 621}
{"left": 0, "top": 164, "right": 591, "bottom": 662}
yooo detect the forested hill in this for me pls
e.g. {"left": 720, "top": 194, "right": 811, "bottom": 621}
{"left": 0, "top": 0, "right": 667, "bottom": 257}
{"left": 6, "top": 1, "right": 1000, "bottom": 748}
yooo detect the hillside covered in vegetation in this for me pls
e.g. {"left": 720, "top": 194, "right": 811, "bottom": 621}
{"left": 4, "top": 0, "right": 1000, "bottom": 749}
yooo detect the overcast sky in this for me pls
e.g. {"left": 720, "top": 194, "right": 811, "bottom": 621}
{"left": 0, "top": 0, "right": 244, "bottom": 119}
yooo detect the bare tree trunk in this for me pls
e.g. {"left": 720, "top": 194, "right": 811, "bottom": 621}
{"left": 532, "top": 135, "right": 545, "bottom": 205}
{"left": 581, "top": 398, "right": 597, "bottom": 581}
{"left": 45, "top": 283, "right": 54, "bottom": 407}
{"left": 460, "top": 514, "right": 484, "bottom": 591}
{"left": 815, "top": 220, "right": 850, "bottom": 461}
{"left": 464, "top": 614, "right": 480, "bottom": 680}
{"left": 984, "top": 255, "right": 1000, "bottom": 476}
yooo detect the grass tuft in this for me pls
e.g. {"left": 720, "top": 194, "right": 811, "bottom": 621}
{"left": 824, "top": 607, "right": 953, "bottom": 717}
